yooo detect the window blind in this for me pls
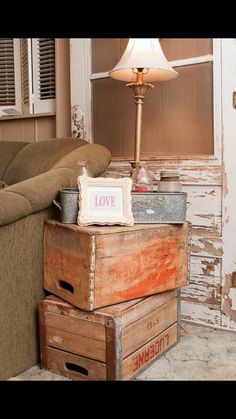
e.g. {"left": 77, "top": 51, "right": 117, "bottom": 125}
{"left": 38, "top": 38, "right": 55, "bottom": 100}
{"left": 0, "top": 38, "right": 15, "bottom": 106}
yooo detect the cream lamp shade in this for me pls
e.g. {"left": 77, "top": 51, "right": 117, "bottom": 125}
{"left": 109, "top": 38, "right": 178, "bottom": 82}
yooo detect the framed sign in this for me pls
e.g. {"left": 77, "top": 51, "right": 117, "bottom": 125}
{"left": 77, "top": 177, "right": 134, "bottom": 226}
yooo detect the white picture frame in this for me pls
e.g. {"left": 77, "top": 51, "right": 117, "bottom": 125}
{"left": 77, "top": 177, "right": 134, "bottom": 226}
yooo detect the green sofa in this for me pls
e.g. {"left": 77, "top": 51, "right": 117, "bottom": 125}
{"left": 0, "top": 137, "right": 111, "bottom": 380}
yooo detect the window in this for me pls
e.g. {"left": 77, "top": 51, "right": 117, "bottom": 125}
{"left": 91, "top": 39, "right": 214, "bottom": 158}
{"left": 0, "top": 38, "right": 55, "bottom": 116}
{"left": 0, "top": 39, "right": 21, "bottom": 114}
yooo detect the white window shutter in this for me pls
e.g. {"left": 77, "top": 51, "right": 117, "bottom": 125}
{"left": 0, "top": 38, "right": 22, "bottom": 115}
{"left": 32, "top": 38, "right": 56, "bottom": 113}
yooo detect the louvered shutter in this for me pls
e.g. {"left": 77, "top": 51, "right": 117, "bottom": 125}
{"left": 0, "top": 38, "right": 22, "bottom": 114}
{"left": 0, "top": 38, "right": 15, "bottom": 105}
{"left": 32, "top": 38, "right": 56, "bottom": 113}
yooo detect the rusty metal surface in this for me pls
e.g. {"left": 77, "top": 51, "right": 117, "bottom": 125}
{"left": 131, "top": 192, "right": 187, "bottom": 224}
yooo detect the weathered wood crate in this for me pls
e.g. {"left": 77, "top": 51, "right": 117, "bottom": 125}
{"left": 44, "top": 220, "right": 190, "bottom": 311}
{"left": 39, "top": 290, "right": 179, "bottom": 380}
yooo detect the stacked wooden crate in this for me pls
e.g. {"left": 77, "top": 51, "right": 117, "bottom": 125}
{"left": 40, "top": 220, "right": 191, "bottom": 380}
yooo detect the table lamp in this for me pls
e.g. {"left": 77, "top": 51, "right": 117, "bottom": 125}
{"left": 109, "top": 38, "right": 179, "bottom": 191}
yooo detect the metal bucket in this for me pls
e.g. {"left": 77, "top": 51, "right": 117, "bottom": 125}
{"left": 53, "top": 188, "right": 79, "bottom": 224}
{"left": 131, "top": 192, "right": 187, "bottom": 224}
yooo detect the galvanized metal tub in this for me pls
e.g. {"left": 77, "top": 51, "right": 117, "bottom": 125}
{"left": 131, "top": 192, "right": 187, "bottom": 224}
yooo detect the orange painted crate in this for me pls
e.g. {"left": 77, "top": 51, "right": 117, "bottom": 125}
{"left": 44, "top": 220, "right": 190, "bottom": 311}
{"left": 39, "top": 290, "right": 179, "bottom": 381}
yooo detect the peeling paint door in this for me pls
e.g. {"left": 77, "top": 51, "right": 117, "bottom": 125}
{"left": 181, "top": 39, "right": 236, "bottom": 330}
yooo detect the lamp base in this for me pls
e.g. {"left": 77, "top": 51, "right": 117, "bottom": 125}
{"left": 131, "top": 192, "right": 187, "bottom": 224}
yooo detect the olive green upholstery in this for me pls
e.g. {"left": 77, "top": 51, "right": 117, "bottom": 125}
{"left": 0, "top": 137, "right": 111, "bottom": 380}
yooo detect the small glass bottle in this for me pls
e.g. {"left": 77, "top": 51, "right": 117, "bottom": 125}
{"left": 70, "top": 159, "right": 93, "bottom": 188}
{"left": 131, "top": 162, "right": 153, "bottom": 192}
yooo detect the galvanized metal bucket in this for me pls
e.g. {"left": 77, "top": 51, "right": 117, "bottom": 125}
{"left": 131, "top": 192, "right": 187, "bottom": 224}
{"left": 53, "top": 188, "right": 79, "bottom": 224}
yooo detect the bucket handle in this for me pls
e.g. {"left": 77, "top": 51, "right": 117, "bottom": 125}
{"left": 53, "top": 199, "right": 61, "bottom": 211}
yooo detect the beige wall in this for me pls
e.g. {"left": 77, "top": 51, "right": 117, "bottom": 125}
{"left": 0, "top": 114, "right": 56, "bottom": 142}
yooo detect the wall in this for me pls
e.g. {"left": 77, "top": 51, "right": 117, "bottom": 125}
{"left": 0, "top": 114, "right": 56, "bottom": 142}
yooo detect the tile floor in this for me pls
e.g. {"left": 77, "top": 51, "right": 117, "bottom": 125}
{"left": 9, "top": 322, "right": 236, "bottom": 381}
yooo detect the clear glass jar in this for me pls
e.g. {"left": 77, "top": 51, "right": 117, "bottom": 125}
{"left": 70, "top": 160, "right": 93, "bottom": 188}
{"left": 158, "top": 170, "right": 182, "bottom": 192}
{"left": 131, "top": 162, "right": 153, "bottom": 192}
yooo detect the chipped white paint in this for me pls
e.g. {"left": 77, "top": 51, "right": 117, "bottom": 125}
{"left": 190, "top": 231, "right": 223, "bottom": 258}
{"left": 181, "top": 283, "right": 219, "bottom": 305}
{"left": 183, "top": 185, "right": 222, "bottom": 230}
{"left": 179, "top": 167, "right": 222, "bottom": 186}
{"left": 181, "top": 301, "right": 221, "bottom": 326}
{"left": 190, "top": 256, "right": 221, "bottom": 285}
{"left": 228, "top": 289, "right": 236, "bottom": 311}
{"left": 181, "top": 256, "right": 221, "bottom": 308}
{"left": 221, "top": 39, "right": 236, "bottom": 330}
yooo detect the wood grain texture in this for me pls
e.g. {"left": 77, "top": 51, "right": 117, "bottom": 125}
{"left": 122, "top": 298, "right": 177, "bottom": 357}
{"left": 120, "top": 289, "right": 177, "bottom": 327}
{"left": 40, "top": 293, "right": 179, "bottom": 380}
{"left": 44, "top": 222, "right": 95, "bottom": 310}
{"left": 46, "top": 347, "right": 107, "bottom": 381}
{"left": 44, "top": 222, "right": 190, "bottom": 310}
{"left": 46, "top": 314, "right": 106, "bottom": 362}
{"left": 122, "top": 323, "right": 177, "bottom": 380}
{"left": 94, "top": 223, "right": 190, "bottom": 308}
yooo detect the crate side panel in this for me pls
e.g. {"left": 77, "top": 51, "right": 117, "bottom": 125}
{"left": 121, "top": 290, "right": 177, "bottom": 327}
{"left": 95, "top": 223, "right": 189, "bottom": 307}
{"left": 46, "top": 312, "right": 106, "bottom": 341}
{"left": 47, "top": 326, "right": 106, "bottom": 362}
{"left": 46, "top": 347, "right": 106, "bottom": 381}
{"left": 122, "top": 323, "right": 177, "bottom": 380}
{"left": 44, "top": 223, "right": 94, "bottom": 310}
{"left": 122, "top": 297, "right": 177, "bottom": 357}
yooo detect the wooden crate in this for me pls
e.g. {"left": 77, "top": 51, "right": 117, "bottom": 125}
{"left": 44, "top": 220, "right": 190, "bottom": 311}
{"left": 39, "top": 290, "right": 179, "bottom": 381}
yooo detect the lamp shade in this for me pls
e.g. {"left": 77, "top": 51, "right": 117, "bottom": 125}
{"left": 109, "top": 38, "right": 178, "bottom": 83}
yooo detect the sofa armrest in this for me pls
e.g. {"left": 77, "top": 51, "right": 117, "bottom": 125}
{"left": 0, "top": 168, "right": 73, "bottom": 226}
{"left": 52, "top": 143, "right": 111, "bottom": 181}
{"left": 0, "top": 143, "right": 111, "bottom": 226}
{"left": 0, "top": 190, "right": 33, "bottom": 226}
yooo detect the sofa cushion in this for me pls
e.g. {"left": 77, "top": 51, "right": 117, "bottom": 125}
{"left": 4, "top": 137, "right": 87, "bottom": 186}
